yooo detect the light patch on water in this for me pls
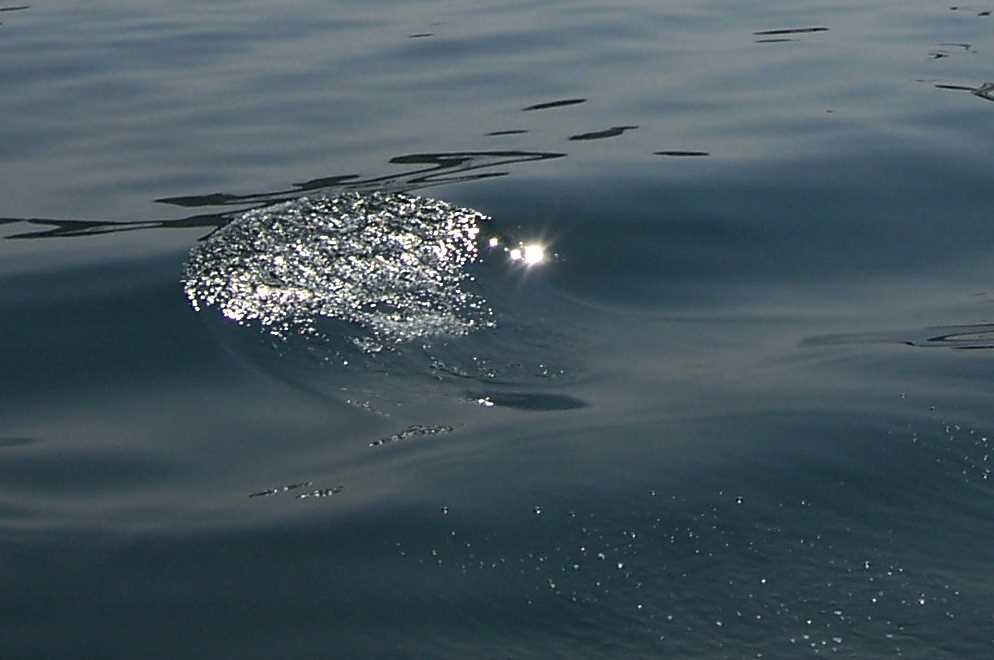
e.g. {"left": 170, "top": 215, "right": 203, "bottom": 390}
{"left": 368, "top": 424, "right": 454, "bottom": 447}
{"left": 183, "top": 192, "right": 495, "bottom": 346}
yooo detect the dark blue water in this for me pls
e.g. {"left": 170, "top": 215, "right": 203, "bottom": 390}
{"left": 3, "top": 1, "right": 994, "bottom": 657}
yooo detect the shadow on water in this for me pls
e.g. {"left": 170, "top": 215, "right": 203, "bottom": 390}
{"left": 1, "top": 150, "right": 565, "bottom": 241}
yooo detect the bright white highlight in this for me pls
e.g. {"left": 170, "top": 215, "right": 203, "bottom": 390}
{"left": 522, "top": 243, "right": 545, "bottom": 265}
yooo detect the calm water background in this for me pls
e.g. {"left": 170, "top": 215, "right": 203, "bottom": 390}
{"left": 3, "top": 1, "right": 994, "bottom": 657}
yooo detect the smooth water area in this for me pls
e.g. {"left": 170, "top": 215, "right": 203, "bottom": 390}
{"left": 3, "top": 1, "right": 994, "bottom": 657}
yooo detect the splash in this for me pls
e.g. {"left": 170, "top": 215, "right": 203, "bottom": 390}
{"left": 183, "top": 192, "right": 494, "bottom": 346}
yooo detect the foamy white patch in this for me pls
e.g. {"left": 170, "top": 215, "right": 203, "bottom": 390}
{"left": 183, "top": 192, "right": 494, "bottom": 346}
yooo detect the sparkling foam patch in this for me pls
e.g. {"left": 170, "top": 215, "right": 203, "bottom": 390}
{"left": 183, "top": 192, "right": 494, "bottom": 345}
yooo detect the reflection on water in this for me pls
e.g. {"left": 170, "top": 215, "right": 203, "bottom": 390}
{"left": 158, "top": 151, "right": 566, "bottom": 209}
{"left": 929, "top": 42, "right": 975, "bottom": 59}
{"left": 935, "top": 81, "right": 994, "bottom": 102}
{"left": 654, "top": 150, "right": 709, "bottom": 157}
{"left": 803, "top": 323, "right": 994, "bottom": 350}
{"left": 568, "top": 125, "right": 638, "bottom": 142}
{"left": 463, "top": 391, "right": 587, "bottom": 411}
{"left": 368, "top": 424, "right": 454, "bottom": 447}
{"left": 1, "top": 150, "right": 564, "bottom": 240}
{"left": 521, "top": 98, "right": 587, "bottom": 112}
{"left": 183, "top": 192, "right": 493, "bottom": 344}
{"left": 6, "top": 1, "right": 994, "bottom": 657}
{"left": 296, "top": 485, "right": 344, "bottom": 499}
{"left": 248, "top": 481, "right": 312, "bottom": 498}
{"left": 0, "top": 437, "right": 36, "bottom": 448}
{"left": 948, "top": 6, "right": 993, "bottom": 16}
{"left": 752, "top": 27, "right": 829, "bottom": 35}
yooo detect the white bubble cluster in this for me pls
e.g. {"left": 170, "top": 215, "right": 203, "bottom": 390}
{"left": 183, "top": 192, "right": 495, "bottom": 345}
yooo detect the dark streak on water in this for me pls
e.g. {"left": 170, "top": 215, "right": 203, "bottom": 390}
{"left": 752, "top": 26, "right": 829, "bottom": 35}
{"left": 935, "top": 81, "right": 994, "bottom": 101}
{"left": 654, "top": 150, "right": 710, "bottom": 157}
{"left": 521, "top": 98, "right": 587, "bottom": 111}
{"left": 0, "top": 150, "right": 567, "bottom": 241}
{"left": 804, "top": 323, "right": 994, "bottom": 351}
{"left": 568, "top": 125, "right": 638, "bottom": 141}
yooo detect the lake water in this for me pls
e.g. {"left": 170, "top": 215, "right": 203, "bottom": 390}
{"left": 3, "top": 1, "right": 994, "bottom": 657}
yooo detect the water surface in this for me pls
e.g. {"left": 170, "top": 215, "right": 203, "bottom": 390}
{"left": 3, "top": 1, "right": 994, "bottom": 658}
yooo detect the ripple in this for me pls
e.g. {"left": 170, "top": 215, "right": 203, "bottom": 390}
{"left": 183, "top": 192, "right": 494, "bottom": 345}
{"left": 653, "top": 150, "right": 709, "bottom": 157}
{"left": 568, "top": 126, "right": 638, "bottom": 142}
{"left": 369, "top": 424, "right": 454, "bottom": 447}
{"left": 463, "top": 391, "right": 588, "bottom": 411}
{"left": 802, "top": 323, "right": 994, "bottom": 350}
{"left": 248, "top": 481, "right": 312, "bottom": 498}
{"left": 0, "top": 437, "right": 36, "bottom": 448}
{"left": 752, "top": 27, "right": 829, "bottom": 36}
{"left": 935, "top": 81, "right": 994, "bottom": 102}
{"left": 521, "top": 98, "right": 587, "bottom": 112}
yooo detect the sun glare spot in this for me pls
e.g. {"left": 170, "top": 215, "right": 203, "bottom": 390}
{"left": 522, "top": 243, "right": 546, "bottom": 265}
